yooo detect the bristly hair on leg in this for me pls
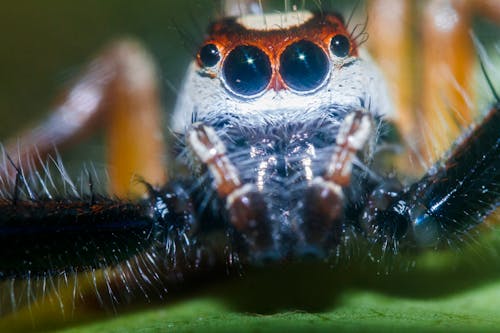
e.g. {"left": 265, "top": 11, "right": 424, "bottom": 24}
{"left": 0, "top": 147, "right": 181, "bottom": 317}
{"left": 471, "top": 33, "right": 500, "bottom": 103}
{"left": 0, "top": 146, "right": 109, "bottom": 203}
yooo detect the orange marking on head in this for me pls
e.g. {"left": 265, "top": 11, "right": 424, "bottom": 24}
{"left": 197, "top": 13, "right": 357, "bottom": 92}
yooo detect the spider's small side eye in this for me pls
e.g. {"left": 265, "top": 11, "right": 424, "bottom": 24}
{"left": 199, "top": 43, "right": 221, "bottom": 68}
{"left": 222, "top": 45, "right": 272, "bottom": 97}
{"left": 279, "top": 40, "right": 329, "bottom": 92}
{"left": 330, "top": 34, "right": 351, "bottom": 58}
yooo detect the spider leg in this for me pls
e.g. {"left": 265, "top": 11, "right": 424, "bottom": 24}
{"left": 368, "top": 0, "right": 480, "bottom": 167}
{"left": 419, "top": 0, "right": 477, "bottom": 163}
{"left": 2, "top": 39, "right": 166, "bottom": 197}
{"left": 367, "top": 0, "right": 415, "bottom": 143}
{"left": 0, "top": 180, "right": 198, "bottom": 279}
{"left": 187, "top": 123, "right": 273, "bottom": 253}
{"left": 303, "top": 111, "right": 373, "bottom": 248}
{"left": 367, "top": 103, "right": 500, "bottom": 249}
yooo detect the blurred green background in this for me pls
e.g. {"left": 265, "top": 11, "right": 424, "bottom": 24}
{"left": 0, "top": 1, "right": 499, "bottom": 332}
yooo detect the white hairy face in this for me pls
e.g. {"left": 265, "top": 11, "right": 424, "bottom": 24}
{"left": 171, "top": 11, "right": 393, "bottom": 133}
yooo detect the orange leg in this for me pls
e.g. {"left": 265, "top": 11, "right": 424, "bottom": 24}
{"left": 367, "top": 0, "right": 415, "bottom": 144}
{"left": 416, "top": 0, "right": 500, "bottom": 161}
{"left": 3, "top": 39, "right": 167, "bottom": 198}
{"left": 368, "top": 0, "right": 478, "bottom": 165}
{"left": 419, "top": 0, "right": 476, "bottom": 162}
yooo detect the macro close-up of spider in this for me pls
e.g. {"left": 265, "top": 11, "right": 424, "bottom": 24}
{"left": 0, "top": 0, "right": 499, "bottom": 332}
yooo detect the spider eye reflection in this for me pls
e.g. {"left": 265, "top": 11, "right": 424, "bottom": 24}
{"left": 330, "top": 34, "right": 351, "bottom": 58}
{"left": 199, "top": 43, "right": 221, "bottom": 68}
{"left": 279, "top": 40, "right": 329, "bottom": 92}
{"left": 222, "top": 45, "right": 272, "bottom": 97}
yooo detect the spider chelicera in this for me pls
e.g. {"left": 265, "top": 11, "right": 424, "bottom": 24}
{"left": 0, "top": 0, "right": 499, "bottom": 329}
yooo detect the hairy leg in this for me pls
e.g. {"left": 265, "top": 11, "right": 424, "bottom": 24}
{"left": 304, "top": 111, "right": 373, "bottom": 247}
{"left": 367, "top": 0, "right": 490, "bottom": 166}
{"left": 187, "top": 123, "right": 272, "bottom": 252}
{"left": 367, "top": 102, "right": 500, "bottom": 249}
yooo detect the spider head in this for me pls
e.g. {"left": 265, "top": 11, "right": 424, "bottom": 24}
{"left": 174, "top": 11, "right": 393, "bottom": 264}
{"left": 172, "top": 11, "right": 392, "bottom": 132}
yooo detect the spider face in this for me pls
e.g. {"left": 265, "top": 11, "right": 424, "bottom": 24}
{"left": 172, "top": 11, "right": 392, "bottom": 261}
{"left": 172, "top": 12, "right": 390, "bottom": 131}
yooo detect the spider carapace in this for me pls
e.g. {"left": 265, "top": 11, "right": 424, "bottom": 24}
{"left": 0, "top": 5, "right": 499, "bottom": 311}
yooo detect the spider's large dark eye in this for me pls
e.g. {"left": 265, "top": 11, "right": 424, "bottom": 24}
{"left": 279, "top": 40, "right": 329, "bottom": 92}
{"left": 222, "top": 45, "right": 272, "bottom": 96}
{"left": 199, "top": 43, "right": 221, "bottom": 67}
{"left": 330, "top": 35, "right": 351, "bottom": 58}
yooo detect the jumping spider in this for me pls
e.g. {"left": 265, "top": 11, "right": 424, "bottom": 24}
{"left": 0, "top": 0, "right": 499, "bottom": 329}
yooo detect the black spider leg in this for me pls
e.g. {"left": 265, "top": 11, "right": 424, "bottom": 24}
{"left": 0, "top": 180, "right": 198, "bottom": 280}
{"left": 367, "top": 102, "right": 500, "bottom": 249}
